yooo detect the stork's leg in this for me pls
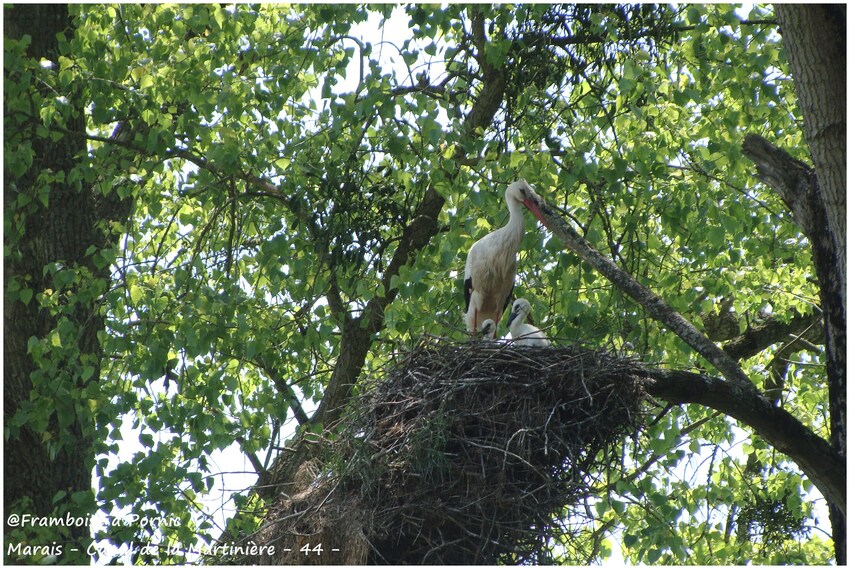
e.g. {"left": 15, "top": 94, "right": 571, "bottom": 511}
{"left": 473, "top": 308, "right": 479, "bottom": 335}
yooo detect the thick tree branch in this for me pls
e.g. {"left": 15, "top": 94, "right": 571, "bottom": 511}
{"left": 529, "top": 192, "right": 754, "bottom": 389}
{"left": 743, "top": 130, "right": 846, "bottom": 561}
{"left": 741, "top": 135, "right": 844, "bottom": 365}
{"left": 462, "top": 8, "right": 506, "bottom": 139}
{"left": 310, "top": 185, "right": 445, "bottom": 428}
{"left": 742, "top": 134, "right": 822, "bottom": 235}
{"left": 528, "top": 185, "right": 845, "bottom": 518}
{"left": 742, "top": 133, "right": 845, "bottom": 449}
{"left": 722, "top": 310, "right": 822, "bottom": 361}
{"left": 645, "top": 368, "right": 845, "bottom": 517}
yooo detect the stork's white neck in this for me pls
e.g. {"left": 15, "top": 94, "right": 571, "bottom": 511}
{"left": 497, "top": 193, "right": 526, "bottom": 248}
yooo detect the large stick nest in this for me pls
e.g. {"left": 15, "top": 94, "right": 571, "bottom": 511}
{"left": 250, "top": 338, "right": 649, "bottom": 565}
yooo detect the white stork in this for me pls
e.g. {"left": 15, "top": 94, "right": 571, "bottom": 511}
{"left": 506, "top": 298, "right": 550, "bottom": 347}
{"left": 464, "top": 180, "right": 547, "bottom": 335}
{"left": 479, "top": 319, "right": 497, "bottom": 340}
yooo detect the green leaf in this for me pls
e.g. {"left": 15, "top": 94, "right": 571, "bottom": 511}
{"left": 19, "top": 288, "right": 33, "bottom": 305}
{"left": 81, "top": 365, "right": 96, "bottom": 382}
{"left": 687, "top": 6, "right": 703, "bottom": 25}
{"left": 706, "top": 226, "right": 726, "bottom": 248}
{"left": 129, "top": 283, "right": 143, "bottom": 304}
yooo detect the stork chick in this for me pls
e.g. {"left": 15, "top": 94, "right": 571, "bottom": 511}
{"left": 479, "top": 319, "right": 497, "bottom": 340}
{"left": 464, "top": 180, "right": 547, "bottom": 335}
{"left": 507, "top": 298, "right": 550, "bottom": 347}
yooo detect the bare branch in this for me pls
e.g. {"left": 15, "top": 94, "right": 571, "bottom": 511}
{"left": 235, "top": 436, "right": 268, "bottom": 478}
{"left": 530, "top": 191, "right": 754, "bottom": 388}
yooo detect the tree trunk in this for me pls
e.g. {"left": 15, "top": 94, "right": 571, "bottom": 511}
{"left": 753, "top": 6, "right": 846, "bottom": 561}
{"left": 774, "top": 5, "right": 846, "bottom": 303}
{"left": 5, "top": 3, "right": 87, "bottom": 542}
{"left": 4, "top": 5, "right": 131, "bottom": 561}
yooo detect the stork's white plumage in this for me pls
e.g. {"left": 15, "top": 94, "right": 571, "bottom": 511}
{"left": 506, "top": 298, "right": 550, "bottom": 347}
{"left": 480, "top": 319, "right": 497, "bottom": 340}
{"left": 464, "top": 180, "right": 547, "bottom": 335}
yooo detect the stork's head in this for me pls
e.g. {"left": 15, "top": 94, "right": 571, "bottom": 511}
{"left": 506, "top": 180, "right": 547, "bottom": 226}
{"left": 507, "top": 298, "right": 533, "bottom": 327}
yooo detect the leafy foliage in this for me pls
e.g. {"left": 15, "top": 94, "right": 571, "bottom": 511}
{"left": 4, "top": 3, "right": 832, "bottom": 564}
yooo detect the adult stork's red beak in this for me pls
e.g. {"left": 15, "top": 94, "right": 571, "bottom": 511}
{"left": 522, "top": 197, "right": 549, "bottom": 229}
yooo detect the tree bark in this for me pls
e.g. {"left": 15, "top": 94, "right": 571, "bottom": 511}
{"left": 721, "top": 310, "right": 821, "bottom": 361}
{"left": 5, "top": 6, "right": 89, "bottom": 551}
{"left": 774, "top": 5, "right": 846, "bottom": 305}
{"left": 771, "top": 7, "right": 846, "bottom": 562}
{"left": 4, "top": 5, "right": 132, "bottom": 560}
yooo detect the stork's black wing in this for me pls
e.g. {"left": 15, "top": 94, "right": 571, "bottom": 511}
{"left": 500, "top": 283, "right": 514, "bottom": 318}
{"left": 464, "top": 277, "right": 473, "bottom": 312}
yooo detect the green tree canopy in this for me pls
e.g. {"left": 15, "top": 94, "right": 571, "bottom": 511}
{"left": 4, "top": 3, "right": 843, "bottom": 565}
